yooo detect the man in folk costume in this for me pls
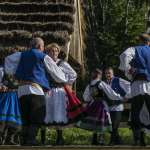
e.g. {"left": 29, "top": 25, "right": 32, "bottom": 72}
{"left": 119, "top": 33, "right": 150, "bottom": 146}
{"left": 4, "top": 38, "right": 68, "bottom": 146}
{"left": 104, "top": 67, "right": 130, "bottom": 146}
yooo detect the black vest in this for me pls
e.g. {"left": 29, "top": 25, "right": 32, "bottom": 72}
{"left": 49, "top": 59, "right": 65, "bottom": 88}
{"left": 89, "top": 81, "right": 104, "bottom": 100}
{"left": 2, "top": 72, "right": 19, "bottom": 93}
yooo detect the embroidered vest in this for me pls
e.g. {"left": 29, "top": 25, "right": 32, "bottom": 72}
{"left": 104, "top": 77, "right": 125, "bottom": 106}
{"left": 2, "top": 72, "right": 19, "bottom": 93}
{"left": 89, "top": 81, "right": 104, "bottom": 101}
{"left": 49, "top": 59, "right": 65, "bottom": 88}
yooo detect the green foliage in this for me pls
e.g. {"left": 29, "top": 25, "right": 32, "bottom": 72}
{"left": 78, "top": 0, "right": 148, "bottom": 90}
{"left": 36, "top": 128, "right": 150, "bottom": 145}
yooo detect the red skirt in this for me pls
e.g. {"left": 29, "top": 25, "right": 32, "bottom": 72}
{"left": 43, "top": 87, "right": 89, "bottom": 126}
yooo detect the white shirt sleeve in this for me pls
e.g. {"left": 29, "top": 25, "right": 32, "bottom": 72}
{"left": 125, "top": 70, "right": 132, "bottom": 80}
{"left": 4, "top": 52, "right": 21, "bottom": 75}
{"left": 98, "top": 81, "right": 122, "bottom": 101}
{"left": 118, "top": 47, "right": 136, "bottom": 71}
{"left": 83, "top": 85, "right": 91, "bottom": 102}
{"left": 59, "top": 61, "right": 77, "bottom": 85}
{"left": 44, "top": 55, "right": 68, "bottom": 83}
{"left": 0, "top": 67, "right": 4, "bottom": 89}
{"left": 119, "top": 78, "right": 131, "bottom": 99}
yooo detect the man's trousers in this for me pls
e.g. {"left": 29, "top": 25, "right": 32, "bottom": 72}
{"left": 19, "top": 94, "right": 46, "bottom": 128}
{"left": 131, "top": 94, "right": 150, "bottom": 130}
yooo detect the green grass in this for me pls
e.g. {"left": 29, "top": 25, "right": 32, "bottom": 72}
{"left": 36, "top": 128, "right": 150, "bottom": 145}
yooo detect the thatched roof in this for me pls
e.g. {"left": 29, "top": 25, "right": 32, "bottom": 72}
{"left": 0, "top": 0, "right": 77, "bottom": 57}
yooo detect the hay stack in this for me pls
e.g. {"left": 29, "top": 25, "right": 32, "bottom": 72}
{"left": 0, "top": 0, "right": 76, "bottom": 57}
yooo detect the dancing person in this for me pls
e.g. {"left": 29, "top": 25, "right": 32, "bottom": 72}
{"left": 74, "top": 68, "right": 128, "bottom": 146}
{"left": 104, "top": 67, "right": 130, "bottom": 146}
{"left": 4, "top": 38, "right": 69, "bottom": 146}
{"left": 0, "top": 49, "right": 21, "bottom": 145}
{"left": 119, "top": 33, "right": 150, "bottom": 146}
{"left": 41, "top": 43, "right": 89, "bottom": 146}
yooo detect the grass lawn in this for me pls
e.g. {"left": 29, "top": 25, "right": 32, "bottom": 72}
{"left": 37, "top": 128, "right": 150, "bottom": 145}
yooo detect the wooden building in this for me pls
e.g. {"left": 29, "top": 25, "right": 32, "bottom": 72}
{"left": 0, "top": 0, "right": 86, "bottom": 95}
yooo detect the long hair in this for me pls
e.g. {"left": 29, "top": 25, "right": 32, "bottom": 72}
{"left": 91, "top": 68, "right": 102, "bottom": 80}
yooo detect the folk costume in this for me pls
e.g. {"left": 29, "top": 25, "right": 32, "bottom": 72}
{"left": 119, "top": 44, "right": 150, "bottom": 145}
{"left": 42, "top": 59, "right": 89, "bottom": 145}
{"left": 0, "top": 65, "right": 21, "bottom": 145}
{"left": 104, "top": 77, "right": 130, "bottom": 146}
{"left": 74, "top": 78, "right": 123, "bottom": 145}
{"left": 4, "top": 48, "right": 68, "bottom": 146}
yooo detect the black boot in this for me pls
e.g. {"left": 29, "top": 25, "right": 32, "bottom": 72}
{"left": 41, "top": 130, "right": 46, "bottom": 145}
{"left": 132, "top": 129, "right": 140, "bottom": 146}
{"left": 0, "top": 129, "right": 7, "bottom": 145}
{"left": 14, "top": 131, "right": 21, "bottom": 144}
{"left": 140, "top": 131, "right": 146, "bottom": 146}
{"left": 20, "top": 126, "right": 29, "bottom": 146}
{"left": 116, "top": 132, "right": 122, "bottom": 145}
{"left": 26, "top": 125, "right": 43, "bottom": 146}
{"left": 108, "top": 132, "right": 116, "bottom": 146}
{"left": 53, "top": 130, "right": 64, "bottom": 146}
{"left": 4, "top": 128, "right": 18, "bottom": 145}
{"left": 98, "top": 134, "right": 106, "bottom": 146}
{"left": 0, "top": 130, "right": 5, "bottom": 145}
{"left": 91, "top": 133, "right": 98, "bottom": 145}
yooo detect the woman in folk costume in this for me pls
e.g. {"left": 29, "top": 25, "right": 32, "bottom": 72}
{"left": 0, "top": 49, "right": 22, "bottom": 145}
{"left": 41, "top": 43, "right": 89, "bottom": 146}
{"left": 74, "top": 68, "right": 126, "bottom": 146}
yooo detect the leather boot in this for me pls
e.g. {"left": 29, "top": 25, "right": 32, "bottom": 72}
{"left": 4, "top": 128, "right": 18, "bottom": 145}
{"left": 20, "top": 126, "right": 29, "bottom": 146}
{"left": 53, "top": 130, "right": 64, "bottom": 146}
{"left": 26, "top": 125, "right": 43, "bottom": 146}
{"left": 140, "top": 131, "right": 146, "bottom": 146}
{"left": 116, "top": 132, "right": 122, "bottom": 145}
{"left": 0, "top": 131, "right": 4, "bottom": 145}
{"left": 108, "top": 132, "right": 116, "bottom": 146}
{"left": 132, "top": 129, "right": 140, "bottom": 146}
{"left": 91, "top": 133, "right": 98, "bottom": 145}
{"left": 14, "top": 131, "right": 19, "bottom": 144}
{"left": 98, "top": 134, "right": 106, "bottom": 146}
{"left": 1, "top": 129, "right": 7, "bottom": 145}
{"left": 41, "top": 130, "right": 46, "bottom": 145}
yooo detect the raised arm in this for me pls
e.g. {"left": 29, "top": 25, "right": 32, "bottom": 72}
{"left": 98, "top": 81, "right": 122, "bottom": 101}
{"left": 118, "top": 47, "right": 135, "bottom": 79}
{"left": 59, "top": 61, "right": 77, "bottom": 85}
{"left": 119, "top": 47, "right": 135, "bottom": 71}
{"left": 4, "top": 52, "right": 21, "bottom": 75}
{"left": 44, "top": 55, "right": 68, "bottom": 83}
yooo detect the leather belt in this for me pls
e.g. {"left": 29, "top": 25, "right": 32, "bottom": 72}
{"left": 19, "top": 79, "right": 42, "bottom": 88}
{"left": 107, "top": 99, "right": 116, "bottom": 106}
{"left": 133, "top": 73, "right": 148, "bottom": 82}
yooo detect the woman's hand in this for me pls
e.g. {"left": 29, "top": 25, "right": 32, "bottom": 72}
{"left": 1, "top": 85, "right": 8, "bottom": 92}
{"left": 89, "top": 94, "right": 93, "bottom": 101}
